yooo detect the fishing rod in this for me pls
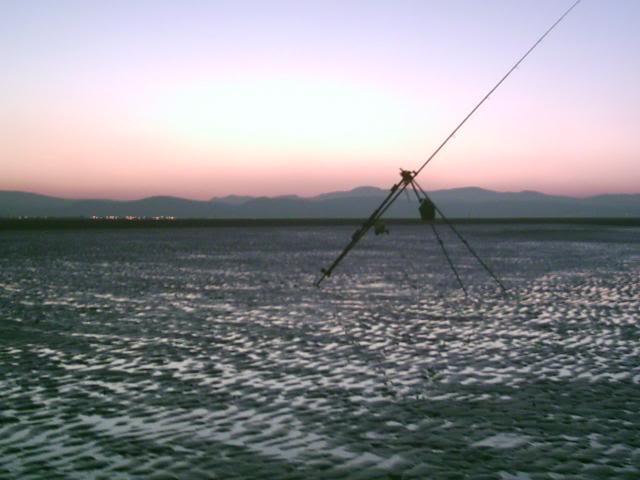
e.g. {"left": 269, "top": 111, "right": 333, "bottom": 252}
{"left": 316, "top": 0, "right": 581, "bottom": 287}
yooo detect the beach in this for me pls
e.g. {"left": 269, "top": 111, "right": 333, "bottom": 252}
{"left": 1, "top": 224, "right": 639, "bottom": 478}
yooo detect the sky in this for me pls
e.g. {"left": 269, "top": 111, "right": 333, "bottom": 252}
{"left": 1, "top": 0, "right": 639, "bottom": 200}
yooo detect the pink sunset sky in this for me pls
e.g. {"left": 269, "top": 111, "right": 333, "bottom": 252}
{"left": 1, "top": 0, "right": 639, "bottom": 200}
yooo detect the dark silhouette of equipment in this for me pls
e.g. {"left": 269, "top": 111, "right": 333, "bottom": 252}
{"left": 419, "top": 199, "right": 435, "bottom": 222}
{"left": 317, "top": 168, "right": 505, "bottom": 294}
{"left": 374, "top": 220, "right": 389, "bottom": 235}
{"left": 315, "top": 0, "right": 581, "bottom": 291}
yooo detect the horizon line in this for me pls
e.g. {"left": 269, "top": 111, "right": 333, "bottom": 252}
{"left": 3, "top": 185, "right": 640, "bottom": 203}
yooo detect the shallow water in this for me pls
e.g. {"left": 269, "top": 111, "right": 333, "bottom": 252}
{"left": 1, "top": 225, "right": 639, "bottom": 479}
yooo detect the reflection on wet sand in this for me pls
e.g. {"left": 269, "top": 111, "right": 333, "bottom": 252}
{"left": 1, "top": 225, "right": 639, "bottom": 478}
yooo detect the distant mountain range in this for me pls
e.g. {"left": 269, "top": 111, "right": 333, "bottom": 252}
{"left": 1, "top": 187, "right": 639, "bottom": 218}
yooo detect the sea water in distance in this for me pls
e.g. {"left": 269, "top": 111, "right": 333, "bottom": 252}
{"left": 1, "top": 224, "right": 639, "bottom": 479}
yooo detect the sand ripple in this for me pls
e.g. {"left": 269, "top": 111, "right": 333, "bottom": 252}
{"left": 1, "top": 225, "right": 639, "bottom": 478}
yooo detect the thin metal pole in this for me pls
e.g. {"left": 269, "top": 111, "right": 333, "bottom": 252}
{"left": 429, "top": 222, "right": 468, "bottom": 296}
{"left": 315, "top": 181, "right": 408, "bottom": 285}
{"left": 414, "top": 0, "right": 581, "bottom": 177}
{"left": 412, "top": 177, "right": 507, "bottom": 292}
{"left": 434, "top": 204, "right": 507, "bottom": 293}
{"left": 316, "top": 0, "right": 581, "bottom": 284}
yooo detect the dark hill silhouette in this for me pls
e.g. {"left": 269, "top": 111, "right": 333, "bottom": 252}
{"left": 0, "top": 191, "right": 74, "bottom": 216}
{"left": 1, "top": 188, "right": 639, "bottom": 218}
{"left": 63, "top": 196, "right": 216, "bottom": 218}
{"left": 210, "top": 195, "right": 254, "bottom": 205}
{"left": 313, "top": 186, "right": 387, "bottom": 201}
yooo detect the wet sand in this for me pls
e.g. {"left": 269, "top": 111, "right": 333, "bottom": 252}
{"left": 1, "top": 225, "right": 639, "bottom": 478}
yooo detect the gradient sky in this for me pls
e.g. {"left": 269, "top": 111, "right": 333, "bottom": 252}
{"left": 1, "top": 0, "right": 639, "bottom": 200}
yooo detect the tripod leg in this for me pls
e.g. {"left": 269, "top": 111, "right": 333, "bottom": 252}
{"left": 434, "top": 206, "right": 507, "bottom": 294}
{"left": 429, "top": 223, "right": 468, "bottom": 296}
